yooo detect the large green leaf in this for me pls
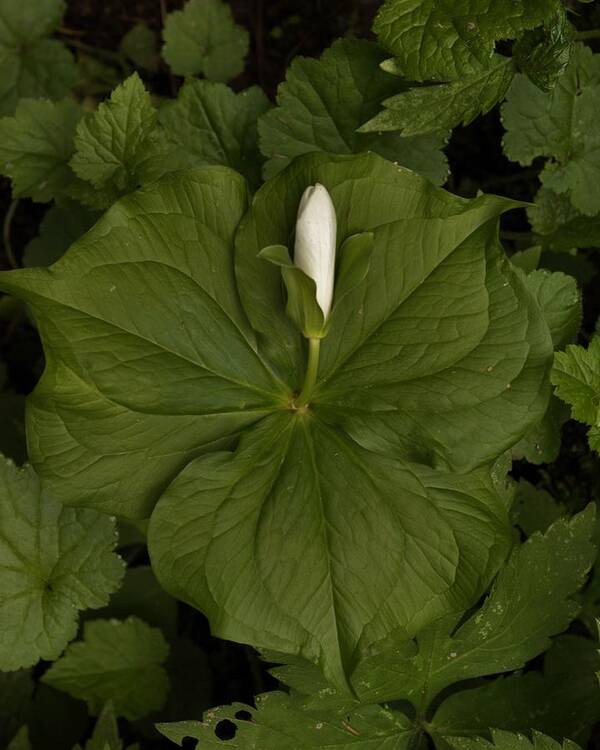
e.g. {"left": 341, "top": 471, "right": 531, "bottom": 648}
{"left": 0, "top": 456, "right": 124, "bottom": 670}
{"left": 373, "top": 0, "right": 559, "bottom": 82}
{"left": 0, "top": 152, "right": 554, "bottom": 687}
{"left": 502, "top": 44, "right": 600, "bottom": 216}
{"left": 149, "top": 413, "right": 510, "bottom": 689}
{"left": 259, "top": 39, "right": 448, "bottom": 184}
{"left": 158, "top": 692, "right": 415, "bottom": 749}
{"left": 0, "top": 0, "right": 78, "bottom": 115}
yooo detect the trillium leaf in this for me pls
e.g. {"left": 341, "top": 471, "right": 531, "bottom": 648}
{"left": 0, "top": 152, "right": 554, "bottom": 685}
{"left": 149, "top": 413, "right": 510, "bottom": 689}
{"left": 42, "top": 617, "right": 170, "bottom": 721}
{"left": 0, "top": 167, "right": 285, "bottom": 518}
{"left": 0, "top": 456, "right": 124, "bottom": 671}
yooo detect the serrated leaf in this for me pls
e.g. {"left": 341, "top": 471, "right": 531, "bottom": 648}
{"left": 161, "top": 0, "right": 249, "bottom": 82}
{"left": 259, "top": 39, "right": 449, "bottom": 184}
{"left": 373, "top": 0, "right": 560, "bottom": 82}
{"left": 552, "top": 339, "right": 600, "bottom": 427}
{"left": 24, "top": 203, "right": 99, "bottom": 267}
{"left": 0, "top": 456, "right": 124, "bottom": 671}
{"left": 160, "top": 79, "right": 270, "bottom": 189}
{"left": 0, "top": 98, "right": 81, "bottom": 202}
{"left": 502, "top": 44, "right": 600, "bottom": 216}
{"left": 529, "top": 189, "right": 600, "bottom": 251}
{"left": 120, "top": 23, "right": 158, "bottom": 72}
{"left": 448, "top": 729, "right": 582, "bottom": 750}
{"left": 0, "top": 0, "right": 78, "bottom": 115}
{"left": 0, "top": 152, "right": 554, "bottom": 687}
{"left": 42, "top": 617, "right": 170, "bottom": 721}
{"left": 514, "top": 8, "right": 573, "bottom": 92}
{"left": 433, "top": 670, "right": 592, "bottom": 747}
{"left": 524, "top": 269, "right": 581, "bottom": 350}
{"left": 69, "top": 73, "right": 173, "bottom": 209}
{"left": 346, "top": 508, "right": 596, "bottom": 712}
{"left": 360, "top": 56, "right": 514, "bottom": 137}
{"left": 158, "top": 693, "right": 415, "bottom": 748}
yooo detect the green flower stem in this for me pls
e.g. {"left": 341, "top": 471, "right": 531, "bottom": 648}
{"left": 295, "top": 337, "right": 321, "bottom": 408}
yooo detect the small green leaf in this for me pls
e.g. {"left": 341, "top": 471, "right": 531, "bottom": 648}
{"left": 373, "top": 0, "right": 560, "bottom": 81}
{"left": 361, "top": 56, "right": 515, "bottom": 137}
{"left": 158, "top": 692, "right": 414, "bottom": 748}
{"left": 120, "top": 23, "right": 158, "bottom": 72}
{"left": 160, "top": 79, "right": 270, "bottom": 189}
{"left": 69, "top": 73, "right": 173, "bottom": 208}
{"left": 259, "top": 38, "right": 449, "bottom": 184}
{"left": 0, "top": 98, "right": 81, "bottom": 203}
{"left": 514, "top": 8, "right": 573, "bottom": 92}
{"left": 162, "top": 0, "right": 249, "bottom": 82}
{"left": 42, "top": 617, "right": 170, "bottom": 721}
{"left": 258, "top": 245, "right": 325, "bottom": 338}
{"left": 502, "top": 44, "right": 600, "bottom": 216}
{"left": 0, "top": 456, "right": 124, "bottom": 671}
{"left": 0, "top": 0, "right": 78, "bottom": 115}
{"left": 524, "top": 269, "right": 581, "bottom": 350}
{"left": 552, "top": 339, "right": 600, "bottom": 452}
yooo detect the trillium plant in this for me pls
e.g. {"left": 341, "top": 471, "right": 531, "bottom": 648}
{"left": 0, "top": 0, "right": 599, "bottom": 748}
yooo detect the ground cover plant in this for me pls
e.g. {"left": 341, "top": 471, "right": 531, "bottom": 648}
{"left": 1, "top": 0, "right": 600, "bottom": 747}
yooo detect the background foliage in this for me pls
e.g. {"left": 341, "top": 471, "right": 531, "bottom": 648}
{"left": 1, "top": 0, "right": 600, "bottom": 748}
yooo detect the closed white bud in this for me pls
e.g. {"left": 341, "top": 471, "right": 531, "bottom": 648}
{"left": 294, "top": 183, "right": 337, "bottom": 320}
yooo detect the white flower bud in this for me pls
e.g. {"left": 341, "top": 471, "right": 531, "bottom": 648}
{"left": 294, "top": 183, "right": 337, "bottom": 320}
